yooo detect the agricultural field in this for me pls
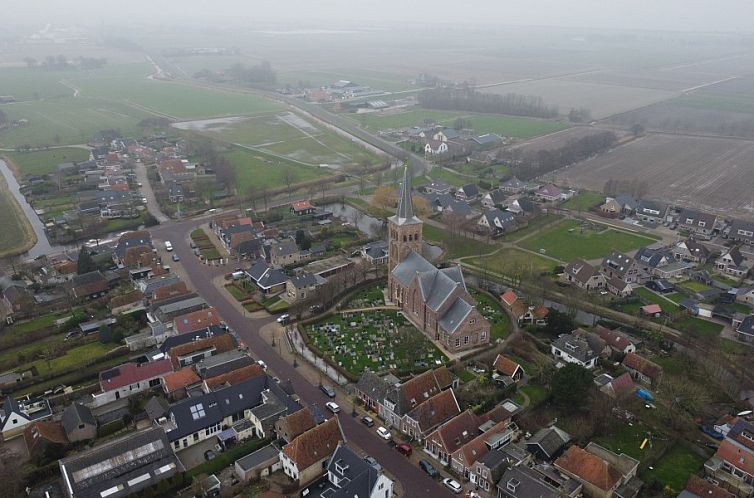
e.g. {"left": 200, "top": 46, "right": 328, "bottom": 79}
{"left": 519, "top": 219, "right": 658, "bottom": 262}
{"left": 3, "top": 147, "right": 90, "bottom": 176}
{"left": 508, "top": 126, "right": 630, "bottom": 155}
{"left": 481, "top": 78, "right": 677, "bottom": 119}
{"left": 277, "top": 68, "right": 416, "bottom": 92}
{"left": 305, "top": 310, "right": 448, "bottom": 377}
{"left": 466, "top": 248, "right": 557, "bottom": 275}
{"left": 353, "top": 108, "right": 567, "bottom": 138}
{"left": 222, "top": 146, "right": 333, "bottom": 193}
{"left": 558, "top": 134, "right": 754, "bottom": 218}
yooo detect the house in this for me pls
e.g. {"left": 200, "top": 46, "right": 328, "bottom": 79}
{"left": 401, "top": 388, "right": 461, "bottom": 441}
{"left": 551, "top": 333, "right": 599, "bottom": 369}
{"left": 114, "top": 230, "right": 153, "bottom": 266}
{"left": 633, "top": 246, "right": 672, "bottom": 278}
{"left": 153, "top": 296, "right": 208, "bottom": 324}
{"left": 677, "top": 208, "right": 717, "bottom": 237}
{"left": 424, "top": 410, "right": 481, "bottom": 466}
{"left": 469, "top": 448, "right": 520, "bottom": 498}
{"left": 704, "top": 419, "right": 754, "bottom": 497}
{"left": 717, "top": 247, "right": 750, "bottom": 278}
{"left": 674, "top": 239, "right": 711, "bottom": 264}
{"left": 525, "top": 426, "right": 571, "bottom": 461}
{"left": 506, "top": 197, "right": 537, "bottom": 216}
{"left": 58, "top": 427, "right": 183, "bottom": 498}
{"left": 70, "top": 270, "right": 110, "bottom": 300}
{"left": 275, "top": 406, "right": 316, "bottom": 443}
{"left": 535, "top": 184, "right": 563, "bottom": 202}
{"left": 301, "top": 444, "right": 394, "bottom": 498}
{"left": 166, "top": 334, "right": 236, "bottom": 370}
{"left": 635, "top": 200, "right": 667, "bottom": 224}
{"left": 286, "top": 272, "right": 325, "bottom": 302}
{"left": 451, "top": 420, "right": 515, "bottom": 480}
{"left": 481, "top": 189, "right": 508, "bottom": 209}
{"left": 0, "top": 396, "right": 52, "bottom": 440}
{"left": 493, "top": 354, "right": 524, "bottom": 384}
{"left": 622, "top": 352, "right": 663, "bottom": 386}
{"left": 594, "top": 327, "right": 636, "bottom": 355}
{"left": 379, "top": 366, "right": 454, "bottom": 428}
{"left": 554, "top": 443, "right": 640, "bottom": 498}
{"left": 24, "top": 420, "right": 68, "bottom": 460}
{"left": 433, "top": 127, "right": 460, "bottom": 142}
{"left": 280, "top": 417, "right": 345, "bottom": 486}
{"left": 478, "top": 208, "right": 516, "bottom": 233}
{"left": 173, "top": 307, "right": 221, "bottom": 335}
{"left": 234, "top": 442, "right": 283, "bottom": 482}
{"left": 600, "top": 197, "right": 623, "bottom": 215}
{"left": 728, "top": 219, "right": 754, "bottom": 245}
{"left": 2, "top": 285, "right": 34, "bottom": 314}
{"left": 500, "top": 290, "right": 518, "bottom": 309}
{"left": 600, "top": 372, "right": 636, "bottom": 399}
{"left": 61, "top": 402, "right": 97, "bottom": 442}
{"left": 563, "top": 259, "right": 606, "bottom": 291}
{"left": 168, "top": 181, "right": 184, "bottom": 203}
{"left": 92, "top": 359, "right": 173, "bottom": 407}
{"left": 361, "top": 240, "right": 389, "bottom": 265}
{"left": 270, "top": 238, "right": 301, "bottom": 266}
{"left": 606, "top": 275, "right": 633, "bottom": 297}
{"left": 641, "top": 304, "right": 662, "bottom": 317}
{"left": 472, "top": 133, "right": 502, "bottom": 147}
{"left": 681, "top": 474, "right": 735, "bottom": 498}
{"left": 424, "top": 181, "right": 453, "bottom": 195}
{"left": 614, "top": 194, "right": 639, "bottom": 214}
{"left": 291, "top": 200, "right": 315, "bottom": 216}
{"left": 736, "top": 315, "right": 754, "bottom": 343}
{"left": 388, "top": 169, "right": 490, "bottom": 353}
{"left": 196, "top": 350, "right": 255, "bottom": 379}
{"left": 457, "top": 183, "right": 479, "bottom": 201}
{"left": 203, "top": 363, "right": 265, "bottom": 391}
{"left": 355, "top": 371, "right": 394, "bottom": 414}
{"left": 162, "top": 375, "right": 300, "bottom": 451}
{"left": 500, "top": 177, "right": 526, "bottom": 194}
{"left": 425, "top": 139, "right": 449, "bottom": 155}
{"left": 162, "top": 368, "right": 202, "bottom": 399}
{"left": 247, "top": 260, "right": 288, "bottom": 295}
{"left": 602, "top": 250, "right": 642, "bottom": 284}
{"left": 498, "top": 465, "right": 582, "bottom": 498}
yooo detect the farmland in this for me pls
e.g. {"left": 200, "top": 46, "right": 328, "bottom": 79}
{"left": 466, "top": 248, "right": 558, "bottom": 275}
{"left": 558, "top": 134, "right": 754, "bottom": 218}
{"left": 277, "top": 68, "right": 415, "bottom": 92}
{"left": 519, "top": 219, "right": 659, "bottom": 262}
{"left": 3, "top": 147, "right": 91, "bottom": 176}
{"left": 352, "top": 108, "right": 568, "bottom": 138}
{"left": 222, "top": 146, "right": 333, "bottom": 193}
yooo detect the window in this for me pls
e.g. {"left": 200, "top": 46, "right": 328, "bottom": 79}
{"left": 455, "top": 338, "right": 461, "bottom": 347}
{"left": 469, "top": 318, "right": 476, "bottom": 325}
{"left": 193, "top": 433, "right": 199, "bottom": 442}
{"left": 464, "top": 336, "right": 469, "bottom": 345}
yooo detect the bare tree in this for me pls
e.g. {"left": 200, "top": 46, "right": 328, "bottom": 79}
{"left": 282, "top": 167, "right": 296, "bottom": 199}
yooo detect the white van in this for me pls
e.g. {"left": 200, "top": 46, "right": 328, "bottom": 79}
{"left": 231, "top": 271, "right": 245, "bottom": 280}
{"left": 165, "top": 241, "right": 173, "bottom": 252}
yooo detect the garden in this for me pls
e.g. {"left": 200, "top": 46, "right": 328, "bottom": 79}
{"left": 346, "top": 286, "right": 384, "bottom": 309}
{"left": 304, "top": 310, "right": 448, "bottom": 377}
{"left": 469, "top": 289, "right": 511, "bottom": 341}
{"left": 190, "top": 228, "right": 222, "bottom": 260}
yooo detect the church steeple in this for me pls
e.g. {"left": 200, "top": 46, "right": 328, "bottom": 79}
{"left": 388, "top": 167, "right": 423, "bottom": 270}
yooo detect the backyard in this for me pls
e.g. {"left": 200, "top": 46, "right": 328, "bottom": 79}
{"left": 469, "top": 289, "right": 512, "bottom": 341}
{"left": 3, "top": 147, "right": 91, "bottom": 176}
{"left": 304, "top": 310, "right": 448, "bottom": 377}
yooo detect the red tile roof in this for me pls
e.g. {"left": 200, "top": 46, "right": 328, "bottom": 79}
{"left": 622, "top": 352, "right": 663, "bottom": 380}
{"left": 500, "top": 290, "right": 518, "bottom": 307}
{"left": 204, "top": 363, "right": 265, "bottom": 390}
{"left": 428, "top": 410, "right": 481, "bottom": 454}
{"left": 493, "top": 354, "right": 522, "bottom": 377}
{"left": 282, "top": 417, "right": 343, "bottom": 470}
{"left": 555, "top": 445, "right": 622, "bottom": 492}
{"left": 291, "top": 200, "right": 313, "bottom": 212}
{"left": 173, "top": 307, "right": 221, "bottom": 335}
{"left": 401, "top": 369, "right": 443, "bottom": 409}
{"left": 24, "top": 421, "right": 68, "bottom": 453}
{"left": 595, "top": 326, "right": 633, "bottom": 352}
{"left": 641, "top": 304, "right": 662, "bottom": 315}
{"left": 685, "top": 475, "right": 734, "bottom": 498}
{"left": 158, "top": 159, "right": 185, "bottom": 173}
{"left": 407, "top": 389, "right": 461, "bottom": 433}
{"left": 163, "top": 368, "right": 201, "bottom": 393}
{"left": 277, "top": 408, "right": 316, "bottom": 441}
{"left": 100, "top": 359, "right": 173, "bottom": 392}
{"left": 168, "top": 335, "right": 235, "bottom": 370}
{"left": 607, "top": 372, "right": 635, "bottom": 397}
{"left": 454, "top": 420, "right": 508, "bottom": 467}
{"left": 716, "top": 439, "right": 754, "bottom": 475}
{"left": 152, "top": 282, "right": 190, "bottom": 302}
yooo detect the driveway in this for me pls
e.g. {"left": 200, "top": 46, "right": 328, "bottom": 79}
{"left": 134, "top": 160, "right": 169, "bottom": 223}
{"left": 149, "top": 220, "right": 457, "bottom": 497}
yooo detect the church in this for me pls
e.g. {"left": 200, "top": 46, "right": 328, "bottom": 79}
{"left": 388, "top": 168, "right": 490, "bottom": 353}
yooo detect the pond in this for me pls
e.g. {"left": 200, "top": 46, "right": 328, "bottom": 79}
{"left": 323, "top": 202, "right": 383, "bottom": 238}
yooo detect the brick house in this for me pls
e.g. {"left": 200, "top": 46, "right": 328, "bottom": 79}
{"left": 622, "top": 352, "right": 663, "bottom": 387}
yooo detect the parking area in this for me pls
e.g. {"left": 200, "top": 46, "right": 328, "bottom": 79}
{"left": 176, "top": 437, "right": 220, "bottom": 469}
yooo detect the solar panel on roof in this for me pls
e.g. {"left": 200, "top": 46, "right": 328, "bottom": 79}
{"left": 101, "top": 368, "right": 120, "bottom": 380}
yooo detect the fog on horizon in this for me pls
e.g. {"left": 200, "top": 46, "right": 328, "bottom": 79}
{"left": 5, "top": 0, "right": 754, "bottom": 33}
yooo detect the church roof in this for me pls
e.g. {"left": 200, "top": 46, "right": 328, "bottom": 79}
{"left": 438, "top": 297, "right": 474, "bottom": 333}
{"left": 390, "top": 167, "right": 422, "bottom": 226}
{"left": 392, "top": 251, "right": 437, "bottom": 286}
{"left": 418, "top": 267, "right": 466, "bottom": 312}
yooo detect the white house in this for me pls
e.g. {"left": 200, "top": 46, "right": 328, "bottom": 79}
{"left": 425, "top": 140, "right": 449, "bottom": 155}
{"left": 301, "top": 444, "right": 394, "bottom": 498}
{"left": 0, "top": 397, "right": 52, "bottom": 440}
{"left": 550, "top": 333, "right": 598, "bottom": 369}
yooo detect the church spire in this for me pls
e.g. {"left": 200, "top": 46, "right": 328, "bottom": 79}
{"left": 392, "top": 167, "right": 421, "bottom": 226}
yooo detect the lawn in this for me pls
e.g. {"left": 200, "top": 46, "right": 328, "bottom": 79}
{"left": 513, "top": 384, "right": 549, "bottom": 407}
{"left": 649, "top": 443, "right": 706, "bottom": 491}
{"left": 352, "top": 108, "right": 568, "bottom": 138}
{"left": 4, "top": 148, "right": 91, "bottom": 176}
{"left": 467, "top": 248, "right": 558, "bottom": 275}
{"left": 595, "top": 420, "right": 669, "bottom": 463}
{"left": 519, "top": 219, "right": 659, "bottom": 262}
{"left": 305, "top": 310, "right": 448, "bottom": 377}
{"left": 674, "top": 315, "right": 723, "bottom": 336}
{"left": 422, "top": 224, "right": 497, "bottom": 260}
{"left": 224, "top": 284, "right": 248, "bottom": 302}
{"left": 469, "top": 289, "right": 511, "bottom": 341}
{"left": 677, "top": 280, "right": 711, "bottom": 293}
{"left": 347, "top": 286, "right": 385, "bottom": 308}
{"left": 222, "top": 146, "right": 333, "bottom": 193}
{"left": 634, "top": 288, "right": 679, "bottom": 312}
{"left": 264, "top": 296, "right": 289, "bottom": 313}
{"left": 0, "top": 173, "right": 37, "bottom": 257}
{"left": 3, "top": 312, "right": 68, "bottom": 337}
{"left": 23, "top": 341, "right": 117, "bottom": 376}
{"left": 499, "top": 213, "right": 563, "bottom": 242}
{"left": 561, "top": 191, "right": 604, "bottom": 212}
{"left": 427, "top": 167, "right": 474, "bottom": 187}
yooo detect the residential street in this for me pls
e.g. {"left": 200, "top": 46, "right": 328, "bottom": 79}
{"left": 150, "top": 220, "right": 456, "bottom": 498}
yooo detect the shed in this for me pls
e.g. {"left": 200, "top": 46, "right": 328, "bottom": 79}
{"left": 234, "top": 443, "right": 282, "bottom": 481}
{"left": 641, "top": 304, "right": 662, "bottom": 316}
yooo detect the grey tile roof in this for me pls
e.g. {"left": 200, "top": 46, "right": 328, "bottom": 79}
{"left": 486, "top": 189, "right": 507, "bottom": 204}
{"left": 483, "top": 208, "right": 516, "bottom": 230}
{"left": 271, "top": 238, "right": 299, "bottom": 258}
{"left": 497, "top": 466, "right": 562, "bottom": 498}
{"left": 392, "top": 251, "right": 437, "bottom": 286}
{"left": 552, "top": 333, "right": 599, "bottom": 364}
{"left": 61, "top": 402, "right": 96, "bottom": 435}
{"left": 313, "top": 445, "right": 381, "bottom": 498}
{"left": 356, "top": 371, "right": 391, "bottom": 402}
{"left": 615, "top": 194, "right": 638, "bottom": 210}
{"left": 236, "top": 443, "right": 281, "bottom": 471}
{"left": 634, "top": 247, "right": 671, "bottom": 268}
{"left": 154, "top": 296, "right": 206, "bottom": 315}
{"left": 461, "top": 183, "right": 479, "bottom": 197}
{"left": 289, "top": 272, "right": 319, "bottom": 289}
{"left": 391, "top": 167, "right": 422, "bottom": 226}
{"left": 525, "top": 426, "right": 571, "bottom": 459}
{"left": 603, "top": 250, "right": 634, "bottom": 277}
{"left": 196, "top": 350, "right": 253, "bottom": 378}
{"left": 438, "top": 297, "right": 473, "bottom": 334}
{"left": 159, "top": 326, "right": 227, "bottom": 354}
{"left": 501, "top": 176, "right": 526, "bottom": 190}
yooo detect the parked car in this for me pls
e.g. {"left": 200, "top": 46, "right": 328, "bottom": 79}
{"left": 276, "top": 314, "right": 290, "bottom": 324}
{"left": 165, "top": 241, "right": 173, "bottom": 251}
{"left": 443, "top": 478, "right": 463, "bottom": 494}
{"left": 361, "top": 416, "right": 375, "bottom": 427}
{"left": 376, "top": 426, "right": 391, "bottom": 440}
{"left": 395, "top": 443, "right": 412, "bottom": 457}
{"left": 363, "top": 456, "right": 382, "bottom": 472}
{"left": 257, "top": 360, "right": 267, "bottom": 370}
{"left": 204, "top": 449, "right": 216, "bottom": 461}
{"left": 320, "top": 384, "right": 336, "bottom": 398}
{"left": 699, "top": 425, "right": 724, "bottom": 440}
{"left": 325, "top": 401, "right": 340, "bottom": 413}
{"left": 419, "top": 459, "right": 437, "bottom": 477}
{"left": 171, "top": 253, "right": 180, "bottom": 262}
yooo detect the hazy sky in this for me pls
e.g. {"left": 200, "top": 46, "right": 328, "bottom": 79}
{"left": 6, "top": 0, "right": 754, "bottom": 32}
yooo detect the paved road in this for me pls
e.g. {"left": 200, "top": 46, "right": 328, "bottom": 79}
{"left": 134, "top": 160, "right": 169, "bottom": 223}
{"left": 151, "top": 220, "right": 455, "bottom": 498}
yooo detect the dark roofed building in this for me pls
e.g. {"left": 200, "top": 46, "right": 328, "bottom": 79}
{"left": 301, "top": 444, "right": 393, "bottom": 498}
{"left": 525, "top": 426, "right": 571, "bottom": 460}
{"left": 70, "top": 271, "right": 109, "bottom": 300}
{"left": 61, "top": 403, "right": 97, "bottom": 442}
{"left": 58, "top": 427, "right": 182, "bottom": 498}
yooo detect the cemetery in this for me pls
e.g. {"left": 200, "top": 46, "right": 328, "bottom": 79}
{"left": 304, "top": 310, "right": 448, "bottom": 377}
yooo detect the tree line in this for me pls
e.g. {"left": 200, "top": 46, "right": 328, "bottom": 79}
{"left": 418, "top": 87, "right": 559, "bottom": 119}
{"left": 195, "top": 61, "right": 276, "bottom": 86}
{"left": 505, "top": 130, "right": 618, "bottom": 180}
{"left": 23, "top": 55, "right": 107, "bottom": 70}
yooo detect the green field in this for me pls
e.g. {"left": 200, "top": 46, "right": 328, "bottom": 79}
{"left": 354, "top": 108, "right": 568, "bottom": 138}
{"left": 223, "top": 146, "right": 333, "bottom": 193}
{"left": 499, "top": 213, "right": 563, "bottom": 241}
{"left": 467, "top": 248, "right": 557, "bottom": 275}
{"left": 520, "top": 219, "right": 658, "bottom": 262}
{"left": 278, "top": 68, "right": 415, "bottom": 93}
{"left": 427, "top": 167, "right": 474, "bottom": 187}
{"left": 4, "top": 147, "right": 90, "bottom": 176}
{"left": 675, "top": 92, "right": 754, "bottom": 115}
{"left": 422, "top": 224, "right": 497, "bottom": 259}
{"left": 561, "top": 191, "right": 604, "bottom": 211}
